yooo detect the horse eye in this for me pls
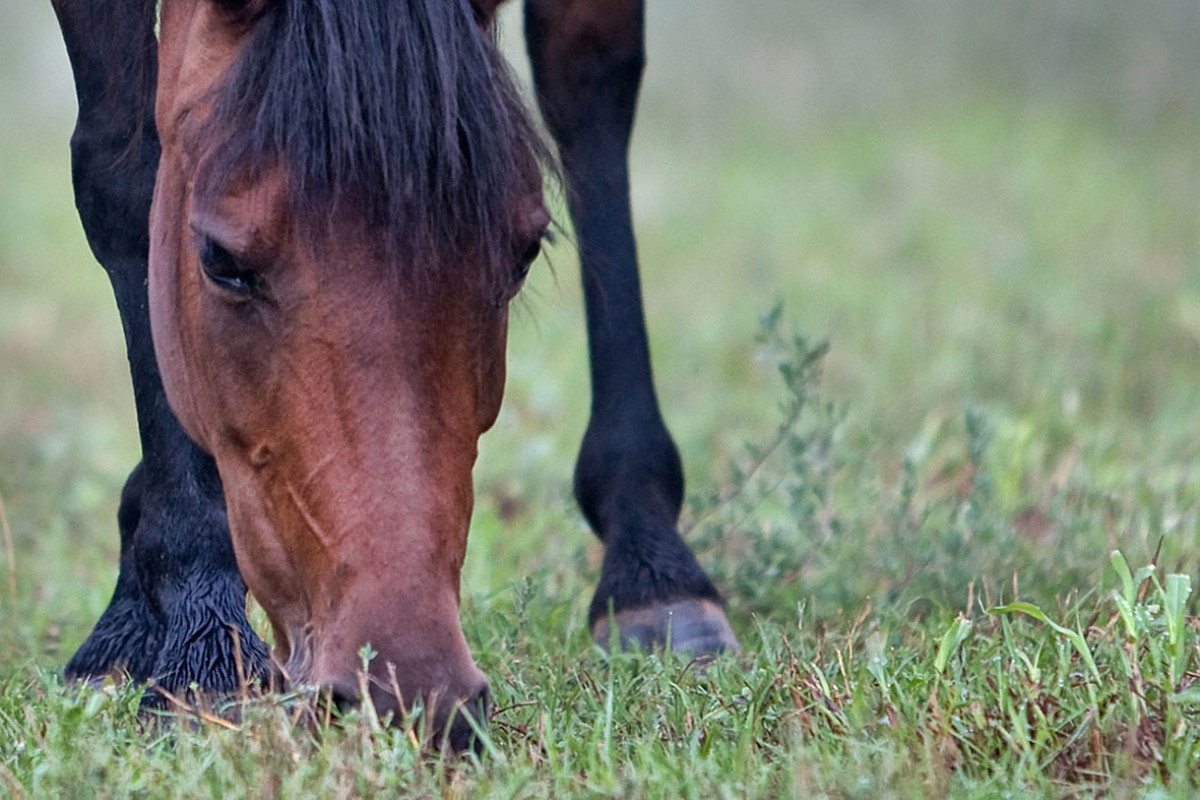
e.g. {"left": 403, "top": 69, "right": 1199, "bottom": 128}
{"left": 198, "top": 237, "right": 260, "bottom": 296}
{"left": 514, "top": 239, "right": 542, "bottom": 284}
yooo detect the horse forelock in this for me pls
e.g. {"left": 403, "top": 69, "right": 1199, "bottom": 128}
{"left": 202, "top": 0, "right": 548, "bottom": 291}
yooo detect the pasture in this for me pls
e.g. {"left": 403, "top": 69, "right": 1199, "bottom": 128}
{"left": 3, "top": 0, "right": 1200, "bottom": 795}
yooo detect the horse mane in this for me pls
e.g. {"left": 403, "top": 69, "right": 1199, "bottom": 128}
{"left": 203, "top": 0, "right": 548, "bottom": 291}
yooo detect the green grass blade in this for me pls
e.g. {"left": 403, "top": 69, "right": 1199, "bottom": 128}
{"left": 987, "top": 602, "right": 1101, "bottom": 684}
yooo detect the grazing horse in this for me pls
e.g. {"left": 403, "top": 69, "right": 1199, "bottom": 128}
{"left": 51, "top": 0, "right": 738, "bottom": 749}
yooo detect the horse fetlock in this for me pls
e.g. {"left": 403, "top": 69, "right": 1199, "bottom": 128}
{"left": 65, "top": 583, "right": 164, "bottom": 684}
{"left": 145, "top": 599, "right": 273, "bottom": 705}
{"left": 128, "top": 490, "right": 238, "bottom": 604}
{"left": 574, "top": 424, "right": 685, "bottom": 536}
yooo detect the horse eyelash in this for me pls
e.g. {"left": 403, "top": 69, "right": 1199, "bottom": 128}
{"left": 516, "top": 239, "right": 542, "bottom": 280}
{"left": 198, "top": 237, "right": 261, "bottom": 296}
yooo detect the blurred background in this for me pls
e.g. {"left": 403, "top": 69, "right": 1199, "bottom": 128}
{"left": 2, "top": 1, "right": 1198, "bottom": 662}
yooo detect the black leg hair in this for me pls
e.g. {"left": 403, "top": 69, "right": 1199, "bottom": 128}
{"left": 525, "top": 0, "right": 737, "bottom": 653}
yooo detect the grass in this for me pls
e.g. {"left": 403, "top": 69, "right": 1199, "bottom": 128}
{"left": 3, "top": 0, "right": 1200, "bottom": 796}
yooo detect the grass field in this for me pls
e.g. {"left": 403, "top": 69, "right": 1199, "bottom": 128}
{"left": 3, "top": 1, "right": 1200, "bottom": 796}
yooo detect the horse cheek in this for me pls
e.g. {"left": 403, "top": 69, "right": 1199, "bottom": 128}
{"left": 148, "top": 170, "right": 214, "bottom": 453}
{"left": 476, "top": 307, "right": 509, "bottom": 434}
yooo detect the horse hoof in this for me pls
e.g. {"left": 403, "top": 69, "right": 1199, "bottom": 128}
{"left": 592, "top": 599, "right": 739, "bottom": 658}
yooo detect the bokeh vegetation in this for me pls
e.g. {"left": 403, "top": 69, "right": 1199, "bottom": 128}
{"left": 3, "top": 0, "right": 1199, "bottom": 795}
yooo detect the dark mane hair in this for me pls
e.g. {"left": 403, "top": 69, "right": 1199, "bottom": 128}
{"left": 203, "top": 0, "right": 548, "bottom": 291}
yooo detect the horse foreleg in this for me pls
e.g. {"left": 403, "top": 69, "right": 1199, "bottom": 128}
{"left": 52, "top": 0, "right": 270, "bottom": 701}
{"left": 525, "top": 0, "right": 738, "bottom": 655}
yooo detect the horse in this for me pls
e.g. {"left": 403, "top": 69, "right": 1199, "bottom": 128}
{"left": 50, "top": 0, "right": 738, "bottom": 750}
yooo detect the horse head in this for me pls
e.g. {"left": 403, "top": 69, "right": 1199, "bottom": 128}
{"left": 148, "top": 0, "right": 547, "bottom": 745}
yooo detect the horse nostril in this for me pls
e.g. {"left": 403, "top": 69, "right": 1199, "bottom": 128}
{"left": 445, "top": 682, "right": 491, "bottom": 755}
{"left": 472, "top": 683, "right": 492, "bottom": 719}
{"left": 324, "top": 679, "right": 360, "bottom": 714}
